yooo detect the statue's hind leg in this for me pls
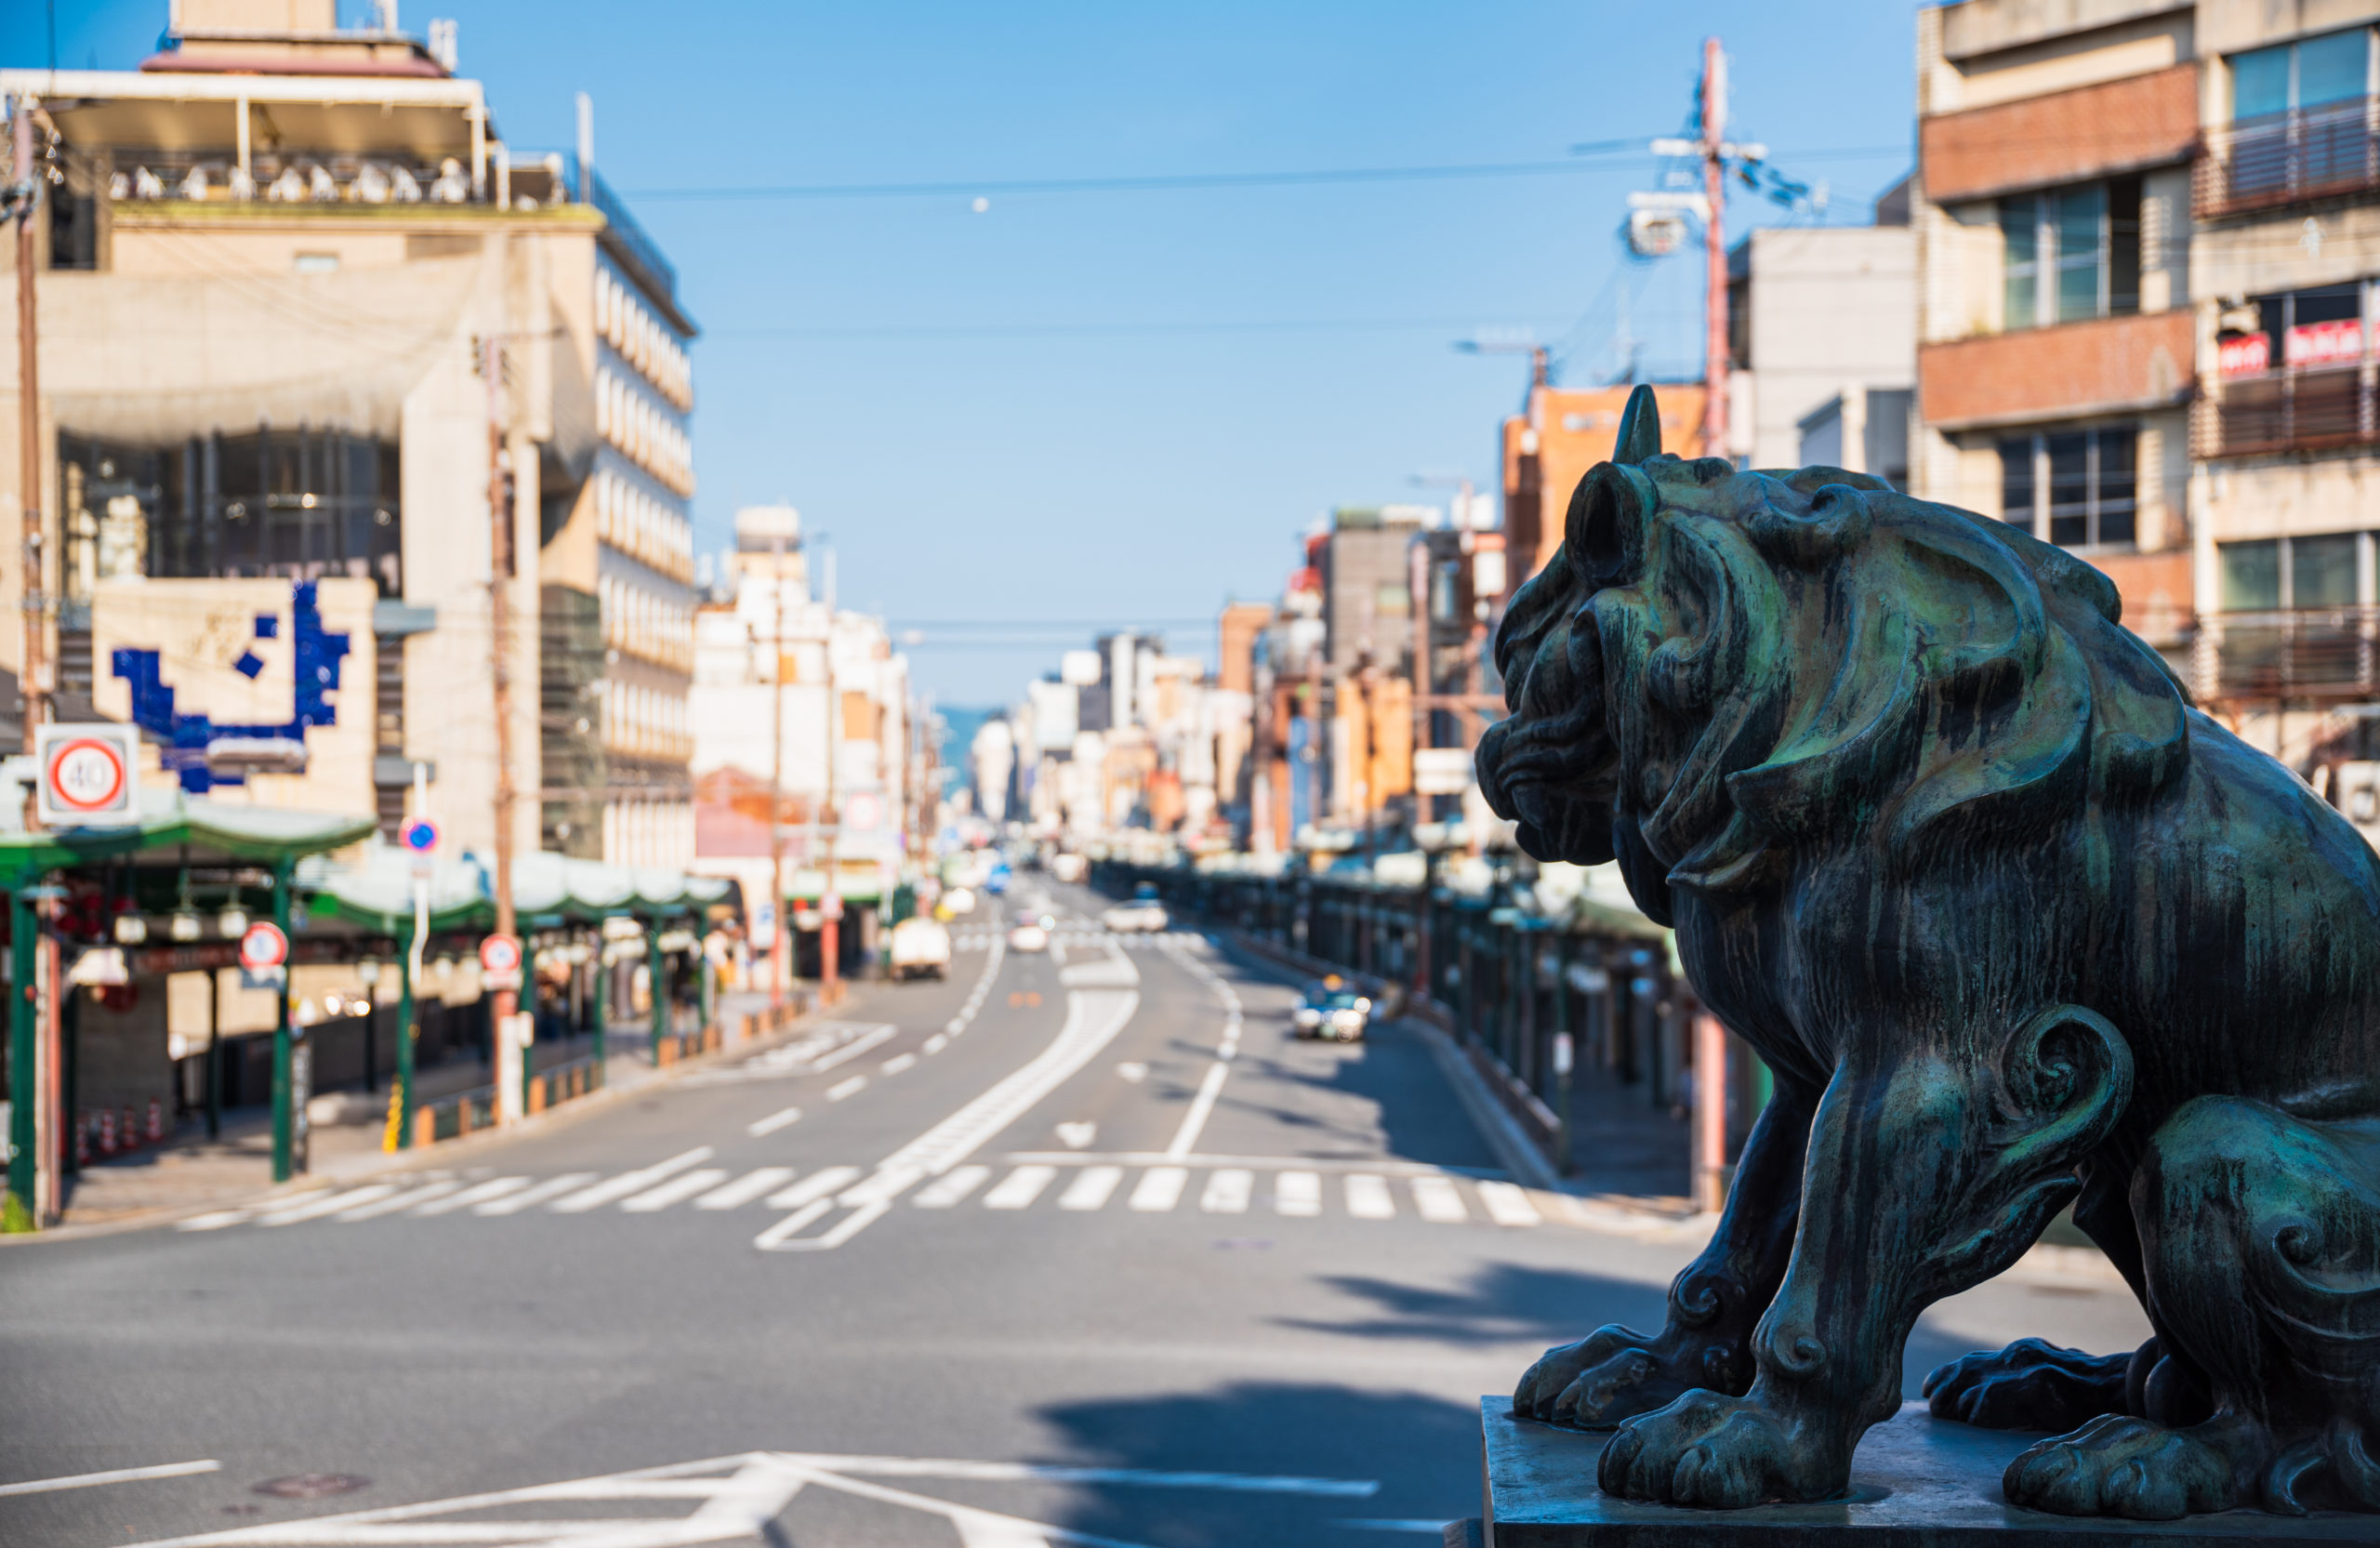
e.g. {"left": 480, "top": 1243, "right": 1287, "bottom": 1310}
{"left": 2006, "top": 1096, "right": 2380, "bottom": 1518}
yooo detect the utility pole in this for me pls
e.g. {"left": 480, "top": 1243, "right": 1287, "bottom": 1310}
{"left": 765, "top": 536, "right": 787, "bottom": 1008}
{"left": 13, "top": 96, "right": 46, "bottom": 758}
{"left": 818, "top": 543, "right": 840, "bottom": 1004}
{"left": 1699, "top": 36, "right": 1730, "bottom": 460}
{"left": 483, "top": 331, "right": 519, "bottom": 1040}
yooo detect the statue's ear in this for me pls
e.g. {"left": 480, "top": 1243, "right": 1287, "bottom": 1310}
{"left": 1613, "top": 383, "right": 1661, "bottom": 465}
{"left": 1566, "top": 461, "right": 1659, "bottom": 590}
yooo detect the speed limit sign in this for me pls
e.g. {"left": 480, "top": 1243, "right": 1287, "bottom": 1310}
{"left": 480, "top": 933, "right": 523, "bottom": 990}
{"left": 36, "top": 723, "right": 139, "bottom": 827}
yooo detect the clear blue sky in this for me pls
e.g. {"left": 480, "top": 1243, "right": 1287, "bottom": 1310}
{"left": 7, "top": 2, "right": 1918, "bottom": 707}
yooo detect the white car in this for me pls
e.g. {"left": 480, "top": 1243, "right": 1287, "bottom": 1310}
{"left": 940, "top": 886, "right": 977, "bottom": 917}
{"left": 1101, "top": 901, "right": 1169, "bottom": 933}
{"left": 1007, "top": 918, "right": 1052, "bottom": 953}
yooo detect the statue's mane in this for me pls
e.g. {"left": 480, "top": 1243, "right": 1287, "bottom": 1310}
{"left": 1625, "top": 453, "right": 2192, "bottom": 887}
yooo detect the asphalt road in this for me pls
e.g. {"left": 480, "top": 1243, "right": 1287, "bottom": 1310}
{"left": 0, "top": 878, "right": 2152, "bottom": 1548}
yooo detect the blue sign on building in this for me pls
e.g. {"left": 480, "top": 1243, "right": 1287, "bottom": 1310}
{"left": 113, "top": 580, "right": 351, "bottom": 792}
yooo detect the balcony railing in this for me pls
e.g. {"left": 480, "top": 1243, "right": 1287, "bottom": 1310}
{"left": 2194, "top": 366, "right": 2379, "bottom": 459}
{"left": 2208, "top": 606, "right": 2380, "bottom": 701}
{"left": 2196, "top": 97, "right": 2380, "bottom": 218}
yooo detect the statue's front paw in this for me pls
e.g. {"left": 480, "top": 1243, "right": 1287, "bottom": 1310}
{"left": 1514, "top": 1324, "right": 1742, "bottom": 1429}
{"left": 1596, "top": 1391, "right": 1840, "bottom": 1508}
{"left": 2004, "top": 1414, "right": 2239, "bottom": 1519}
{"left": 1924, "top": 1337, "right": 2133, "bottom": 1432}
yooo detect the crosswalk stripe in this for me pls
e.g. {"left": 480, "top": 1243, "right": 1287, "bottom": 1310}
{"left": 1275, "top": 1171, "right": 1322, "bottom": 1217}
{"left": 746, "top": 1106, "right": 802, "bottom": 1137}
{"left": 984, "top": 1165, "right": 1056, "bottom": 1210}
{"left": 549, "top": 1148, "right": 717, "bottom": 1213}
{"left": 880, "top": 1052, "right": 918, "bottom": 1075}
{"left": 826, "top": 1076, "right": 867, "bottom": 1101}
{"left": 475, "top": 1172, "right": 601, "bottom": 1216}
{"left": 177, "top": 1208, "right": 260, "bottom": 1231}
{"left": 620, "top": 1168, "right": 732, "bottom": 1212}
{"left": 1410, "top": 1175, "right": 1468, "bottom": 1224}
{"left": 418, "top": 1176, "right": 530, "bottom": 1215}
{"left": 694, "top": 1168, "right": 796, "bottom": 1210}
{"left": 1475, "top": 1180, "right": 1542, "bottom": 1226}
{"left": 838, "top": 1167, "right": 924, "bottom": 1208}
{"left": 1344, "top": 1174, "right": 1395, "bottom": 1220}
{"left": 258, "top": 1184, "right": 400, "bottom": 1225}
{"left": 1058, "top": 1166, "right": 1123, "bottom": 1211}
{"left": 1200, "top": 1169, "right": 1252, "bottom": 1214}
{"left": 1130, "top": 1167, "right": 1188, "bottom": 1211}
{"left": 765, "top": 1167, "right": 863, "bottom": 1210}
{"left": 337, "top": 1180, "right": 462, "bottom": 1221}
{"left": 913, "top": 1166, "right": 991, "bottom": 1208}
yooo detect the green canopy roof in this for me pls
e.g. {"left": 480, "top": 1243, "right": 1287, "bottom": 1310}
{"left": 0, "top": 790, "right": 377, "bottom": 889}
{"left": 298, "top": 844, "right": 732, "bottom": 933}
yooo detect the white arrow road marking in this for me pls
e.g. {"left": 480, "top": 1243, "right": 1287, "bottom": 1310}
{"left": 1054, "top": 1121, "right": 1096, "bottom": 1149}
{"left": 0, "top": 1460, "right": 219, "bottom": 1498}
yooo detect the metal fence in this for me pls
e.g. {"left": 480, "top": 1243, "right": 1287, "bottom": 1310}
{"left": 2196, "top": 98, "right": 2380, "bottom": 218}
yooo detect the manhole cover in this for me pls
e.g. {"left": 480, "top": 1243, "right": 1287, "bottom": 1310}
{"left": 253, "top": 1475, "right": 371, "bottom": 1500}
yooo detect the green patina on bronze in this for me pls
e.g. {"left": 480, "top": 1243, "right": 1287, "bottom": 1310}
{"left": 1477, "top": 385, "right": 2380, "bottom": 1522}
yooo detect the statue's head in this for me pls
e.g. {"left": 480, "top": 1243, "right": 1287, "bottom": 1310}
{"left": 1474, "top": 386, "right": 2189, "bottom": 896}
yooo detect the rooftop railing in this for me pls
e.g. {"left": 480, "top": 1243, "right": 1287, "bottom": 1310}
{"left": 2196, "top": 97, "right": 2380, "bottom": 218}
{"left": 567, "top": 154, "right": 679, "bottom": 303}
{"left": 84, "top": 146, "right": 569, "bottom": 209}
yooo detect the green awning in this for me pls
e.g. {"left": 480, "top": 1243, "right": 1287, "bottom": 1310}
{"left": 298, "top": 844, "right": 731, "bottom": 933}
{"left": 0, "top": 790, "right": 377, "bottom": 889}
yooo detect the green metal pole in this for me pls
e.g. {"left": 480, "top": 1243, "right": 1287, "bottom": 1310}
{"left": 591, "top": 933, "right": 609, "bottom": 1084}
{"left": 647, "top": 919, "right": 666, "bottom": 1061}
{"left": 521, "top": 946, "right": 536, "bottom": 1116}
{"left": 699, "top": 945, "right": 715, "bottom": 1031}
{"left": 6, "top": 889, "right": 38, "bottom": 1231}
{"left": 394, "top": 915, "right": 416, "bottom": 1148}
{"left": 270, "top": 857, "right": 295, "bottom": 1183}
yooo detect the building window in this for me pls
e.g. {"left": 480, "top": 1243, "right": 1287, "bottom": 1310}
{"left": 2231, "top": 29, "right": 2372, "bottom": 123}
{"left": 2210, "top": 283, "right": 2373, "bottom": 457}
{"left": 2218, "top": 534, "right": 2368, "bottom": 612}
{"left": 1995, "top": 427, "right": 2136, "bottom": 550}
{"left": 2000, "top": 178, "right": 2141, "bottom": 329}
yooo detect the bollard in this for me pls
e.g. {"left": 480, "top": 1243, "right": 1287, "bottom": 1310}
{"left": 147, "top": 1099, "right": 164, "bottom": 1144}
{"left": 98, "top": 1107, "right": 116, "bottom": 1156}
{"left": 75, "top": 1114, "right": 88, "bottom": 1167}
{"left": 414, "top": 1105, "right": 435, "bottom": 1149}
{"left": 456, "top": 1101, "right": 472, "bottom": 1138}
{"left": 122, "top": 1105, "right": 137, "bottom": 1152}
{"left": 528, "top": 1078, "right": 546, "bottom": 1116}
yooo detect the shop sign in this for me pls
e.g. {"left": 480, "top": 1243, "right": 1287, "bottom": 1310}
{"left": 2286, "top": 317, "right": 2366, "bottom": 369}
{"left": 2219, "top": 333, "right": 2270, "bottom": 377}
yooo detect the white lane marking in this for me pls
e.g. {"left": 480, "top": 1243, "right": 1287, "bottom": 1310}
{"left": 117, "top": 1450, "right": 1375, "bottom": 1548}
{"left": 922, "top": 1033, "right": 948, "bottom": 1054}
{"left": 756, "top": 1199, "right": 891, "bottom": 1252}
{"left": 826, "top": 1076, "right": 867, "bottom": 1102}
{"left": 1057, "top": 1166, "right": 1123, "bottom": 1211}
{"left": 983, "top": 1165, "right": 1057, "bottom": 1210}
{"left": 1344, "top": 1174, "right": 1395, "bottom": 1220}
{"left": 1200, "top": 1169, "right": 1252, "bottom": 1214}
{"left": 1410, "top": 1175, "right": 1468, "bottom": 1224}
{"left": 0, "top": 1460, "right": 220, "bottom": 1498}
{"left": 1054, "top": 1120, "right": 1096, "bottom": 1150}
{"left": 872, "top": 988, "right": 1139, "bottom": 1182}
{"left": 880, "top": 1052, "right": 918, "bottom": 1076}
{"left": 548, "top": 1149, "right": 717, "bottom": 1213}
{"left": 337, "top": 1180, "right": 462, "bottom": 1221}
{"left": 1116, "top": 1062, "right": 1147, "bottom": 1083}
{"left": 1275, "top": 1171, "right": 1322, "bottom": 1217}
{"left": 1476, "top": 1180, "right": 1543, "bottom": 1226}
{"left": 764, "top": 1166, "right": 863, "bottom": 1210}
{"left": 838, "top": 1167, "right": 924, "bottom": 1208}
{"left": 256, "top": 1184, "right": 400, "bottom": 1225}
{"left": 945, "top": 1018, "right": 966, "bottom": 1034}
{"left": 938, "top": 931, "right": 1007, "bottom": 1039}
{"left": 417, "top": 1176, "right": 529, "bottom": 1215}
{"left": 1130, "top": 1167, "right": 1188, "bottom": 1211}
{"left": 175, "top": 1209, "right": 258, "bottom": 1232}
{"left": 809, "top": 1023, "right": 898, "bottom": 1071}
{"left": 1160, "top": 937, "right": 1243, "bottom": 1158}
{"left": 912, "top": 1165, "right": 991, "bottom": 1208}
{"left": 475, "top": 1171, "right": 602, "bottom": 1215}
{"left": 694, "top": 1168, "right": 797, "bottom": 1210}
{"left": 620, "top": 1168, "right": 732, "bottom": 1213}
{"left": 746, "top": 1105, "right": 803, "bottom": 1137}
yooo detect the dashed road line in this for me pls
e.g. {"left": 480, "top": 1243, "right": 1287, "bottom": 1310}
{"left": 746, "top": 1105, "right": 803, "bottom": 1137}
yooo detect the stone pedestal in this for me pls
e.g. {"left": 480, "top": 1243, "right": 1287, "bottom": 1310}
{"left": 1475, "top": 1398, "right": 2376, "bottom": 1546}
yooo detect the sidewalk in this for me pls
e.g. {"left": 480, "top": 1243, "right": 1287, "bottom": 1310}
{"left": 44, "top": 988, "right": 800, "bottom": 1232}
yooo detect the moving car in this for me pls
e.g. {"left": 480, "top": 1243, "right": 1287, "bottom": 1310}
{"left": 889, "top": 916, "right": 952, "bottom": 981}
{"left": 1007, "top": 915, "right": 1054, "bottom": 953}
{"left": 1101, "top": 883, "right": 1169, "bottom": 933}
{"left": 1049, "top": 853, "right": 1088, "bottom": 884}
{"left": 1292, "top": 976, "right": 1371, "bottom": 1041}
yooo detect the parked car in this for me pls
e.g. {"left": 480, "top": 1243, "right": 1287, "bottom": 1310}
{"left": 1007, "top": 916, "right": 1053, "bottom": 953}
{"left": 1292, "top": 976, "right": 1371, "bottom": 1041}
{"left": 1102, "top": 885, "right": 1169, "bottom": 933}
{"left": 889, "top": 917, "right": 951, "bottom": 981}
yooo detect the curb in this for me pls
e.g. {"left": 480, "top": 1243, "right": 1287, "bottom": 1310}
{"left": 5, "top": 1000, "right": 836, "bottom": 1246}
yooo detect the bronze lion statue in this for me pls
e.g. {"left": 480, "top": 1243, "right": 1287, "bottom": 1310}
{"left": 1478, "top": 385, "right": 2380, "bottom": 1520}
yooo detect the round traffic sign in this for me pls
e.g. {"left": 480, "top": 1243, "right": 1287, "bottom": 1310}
{"left": 47, "top": 735, "right": 127, "bottom": 814}
{"left": 402, "top": 818, "right": 441, "bottom": 853}
{"left": 479, "top": 934, "right": 522, "bottom": 975}
{"left": 238, "top": 921, "right": 289, "bottom": 972}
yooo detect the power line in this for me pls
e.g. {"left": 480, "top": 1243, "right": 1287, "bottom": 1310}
{"left": 707, "top": 314, "right": 1566, "bottom": 341}
{"left": 619, "top": 144, "right": 1911, "bottom": 205}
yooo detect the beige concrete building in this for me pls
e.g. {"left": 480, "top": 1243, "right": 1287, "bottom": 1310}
{"left": 1726, "top": 209, "right": 1916, "bottom": 481}
{"left": 2, "top": 0, "right": 697, "bottom": 866}
{"left": 1913, "top": 0, "right": 2380, "bottom": 753}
